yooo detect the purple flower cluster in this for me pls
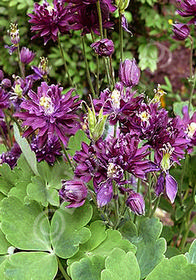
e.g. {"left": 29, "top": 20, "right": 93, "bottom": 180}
{"left": 15, "top": 82, "right": 80, "bottom": 147}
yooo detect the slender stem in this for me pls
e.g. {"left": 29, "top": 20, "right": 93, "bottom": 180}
{"left": 109, "top": 56, "right": 115, "bottom": 88}
{"left": 188, "top": 35, "right": 193, "bottom": 78}
{"left": 91, "top": 31, "right": 100, "bottom": 95}
{"left": 57, "top": 36, "right": 73, "bottom": 87}
{"left": 96, "top": 0, "right": 104, "bottom": 39}
{"left": 179, "top": 154, "right": 188, "bottom": 205}
{"left": 150, "top": 195, "right": 161, "bottom": 218}
{"left": 81, "top": 36, "right": 95, "bottom": 98}
{"left": 147, "top": 175, "right": 152, "bottom": 217}
{"left": 133, "top": 178, "right": 141, "bottom": 223}
{"left": 113, "top": 182, "right": 120, "bottom": 229}
{"left": 188, "top": 70, "right": 196, "bottom": 112}
{"left": 3, "top": 112, "right": 13, "bottom": 147}
{"left": 61, "top": 142, "right": 74, "bottom": 172}
{"left": 119, "top": 11, "right": 123, "bottom": 61}
{"left": 57, "top": 257, "right": 71, "bottom": 280}
{"left": 17, "top": 46, "right": 25, "bottom": 79}
{"left": 0, "top": 125, "right": 9, "bottom": 150}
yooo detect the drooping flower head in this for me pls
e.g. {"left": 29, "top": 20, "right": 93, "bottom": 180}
{"left": 31, "top": 135, "right": 62, "bottom": 165}
{"left": 28, "top": 0, "right": 70, "bottom": 44}
{"left": 20, "top": 47, "right": 35, "bottom": 65}
{"left": 171, "top": 23, "right": 190, "bottom": 41}
{"left": 67, "top": 1, "right": 115, "bottom": 35}
{"left": 5, "top": 23, "right": 20, "bottom": 55}
{"left": 119, "top": 59, "right": 140, "bottom": 87}
{"left": 59, "top": 179, "right": 88, "bottom": 208}
{"left": 15, "top": 82, "right": 80, "bottom": 147}
{"left": 91, "top": 38, "right": 114, "bottom": 57}
{"left": 126, "top": 191, "right": 145, "bottom": 215}
{"left": 177, "top": 0, "right": 196, "bottom": 17}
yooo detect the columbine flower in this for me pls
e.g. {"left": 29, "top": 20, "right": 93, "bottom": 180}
{"left": 28, "top": 0, "right": 70, "bottom": 45}
{"left": 0, "top": 143, "right": 21, "bottom": 169}
{"left": 20, "top": 47, "right": 35, "bottom": 65}
{"left": 126, "top": 191, "right": 145, "bottom": 215}
{"left": 31, "top": 135, "right": 61, "bottom": 165}
{"left": 31, "top": 57, "right": 49, "bottom": 81}
{"left": 15, "top": 82, "right": 80, "bottom": 147}
{"left": 67, "top": 1, "right": 114, "bottom": 35}
{"left": 177, "top": 0, "right": 196, "bottom": 18}
{"left": 91, "top": 38, "right": 114, "bottom": 56}
{"left": 1, "top": 78, "right": 12, "bottom": 89}
{"left": 119, "top": 59, "right": 140, "bottom": 88}
{"left": 5, "top": 23, "right": 20, "bottom": 55}
{"left": 155, "top": 172, "right": 178, "bottom": 204}
{"left": 172, "top": 23, "right": 190, "bottom": 41}
{"left": 59, "top": 180, "right": 88, "bottom": 208}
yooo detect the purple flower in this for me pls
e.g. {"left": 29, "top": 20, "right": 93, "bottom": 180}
{"left": 59, "top": 180, "right": 88, "bottom": 208}
{"left": 28, "top": 0, "right": 70, "bottom": 45}
{"left": 20, "top": 47, "right": 35, "bottom": 65}
{"left": 172, "top": 23, "right": 190, "bottom": 41}
{"left": 119, "top": 59, "right": 140, "bottom": 87}
{"left": 182, "top": 105, "right": 196, "bottom": 147}
{"left": 155, "top": 172, "right": 178, "bottom": 203}
{"left": 177, "top": 0, "right": 196, "bottom": 17}
{"left": 31, "top": 57, "right": 49, "bottom": 81}
{"left": 15, "top": 82, "right": 80, "bottom": 147}
{"left": 4, "top": 23, "right": 20, "bottom": 55}
{"left": 121, "top": 15, "right": 133, "bottom": 35}
{"left": 0, "top": 87, "right": 10, "bottom": 116}
{"left": 126, "top": 191, "right": 145, "bottom": 215}
{"left": 1, "top": 78, "right": 12, "bottom": 89}
{"left": 97, "top": 179, "right": 113, "bottom": 207}
{"left": 31, "top": 135, "right": 62, "bottom": 165}
{"left": 0, "top": 70, "right": 4, "bottom": 81}
{"left": 67, "top": 1, "right": 114, "bottom": 35}
{"left": 0, "top": 143, "right": 21, "bottom": 169}
{"left": 91, "top": 38, "right": 114, "bottom": 57}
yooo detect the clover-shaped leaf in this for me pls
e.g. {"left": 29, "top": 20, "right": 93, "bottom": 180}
{"left": 51, "top": 202, "right": 93, "bottom": 259}
{"left": 1, "top": 196, "right": 51, "bottom": 251}
{"left": 101, "top": 248, "right": 140, "bottom": 280}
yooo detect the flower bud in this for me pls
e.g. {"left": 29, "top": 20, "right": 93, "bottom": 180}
{"left": 172, "top": 23, "right": 190, "bottom": 41}
{"left": 119, "top": 59, "right": 140, "bottom": 87}
{"left": 91, "top": 39, "right": 114, "bottom": 57}
{"left": 20, "top": 47, "right": 35, "bottom": 65}
{"left": 97, "top": 180, "right": 113, "bottom": 208}
{"left": 9, "top": 23, "right": 20, "bottom": 45}
{"left": 1, "top": 78, "right": 11, "bottom": 89}
{"left": 126, "top": 191, "right": 145, "bottom": 215}
{"left": 59, "top": 180, "right": 88, "bottom": 208}
{"left": 115, "top": 0, "right": 130, "bottom": 12}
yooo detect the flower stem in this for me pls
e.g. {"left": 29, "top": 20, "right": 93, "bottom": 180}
{"left": 57, "top": 257, "right": 71, "bottom": 280}
{"left": 150, "top": 195, "right": 161, "bottom": 218}
{"left": 57, "top": 36, "right": 73, "bottom": 87}
{"left": 188, "top": 35, "right": 193, "bottom": 78}
{"left": 81, "top": 36, "right": 96, "bottom": 98}
{"left": 188, "top": 70, "right": 196, "bottom": 112}
{"left": 109, "top": 56, "right": 115, "bottom": 88}
{"left": 91, "top": 31, "right": 100, "bottom": 95}
{"left": 133, "top": 178, "right": 141, "bottom": 223}
{"left": 96, "top": 0, "right": 104, "bottom": 39}
{"left": 61, "top": 142, "right": 74, "bottom": 172}
{"left": 147, "top": 175, "right": 152, "bottom": 217}
{"left": 119, "top": 11, "right": 123, "bottom": 61}
{"left": 17, "top": 46, "right": 25, "bottom": 79}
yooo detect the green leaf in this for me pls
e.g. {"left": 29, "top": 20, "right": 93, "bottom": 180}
{"left": 146, "top": 255, "right": 196, "bottom": 280}
{"left": 4, "top": 252, "right": 58, "bottom": 280}
{"left": 70, "top": 255, "right": 105, "bottom": 280}
{"left": 51, "top": 202, "right": 93, "bottom": 259}
{"left": 185, "top": 239, "right": 196, "bottom": 264}
{"left": 68, "top": 129, "right": 90, "bottom": 156}
{"left": 0, "top": 164, "right": 19, "bottom": 195}
{"left": 0, "top": 229, "right": 10, "bottom": 255}
{"left": 120, "top": 217, "right": 166, "bottom": 279}
{"left": 13, "top": 123, "right": 39, "bottom": 176}
{"left": 1, "top": 197, "right": 51, "bottom": 251}
{"left": 101, "top": 248, "right": 140, "bottom": 280}
{"left": 173, "top": 101, "right": 193, "bottom": 118}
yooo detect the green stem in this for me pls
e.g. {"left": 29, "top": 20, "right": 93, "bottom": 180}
{"left": 113, "top": 182, "right": 120, "bottom": 229}
{"left": 188, "top": 70, "right": 196, "bottom": 112}
{"left": 57, "top": 257, "right": 71, "bottom": 280}
{"left": 109, "top": 56, "right": 115, "bottom": 88}
{"left": 91, "top": 31, "right": 99, "bottom": 95}
{"left": 81, "top": 36, "right": 95, "bottom": 98}
{"left": 150, "top": 195, "right": 161, "bottom": 218}
{"left": 179, "top": 154, "right": 188, "bottom": 205}
{"left": 57, "top": 36, "right": 73, "bottom": 87}
{"left": 147, "top": 175, "right": 152, "bottom": 217}
{"left": 133, "top": 178, "right": 141, "bottom": 223}
{"left": 0, "top": 125, "right": 9, "bottom": 150}
{"left": 96, "top": 0, "right": 104, "bottom": 39}
{"left": 188, "top": 35, "right": 193, "bottom": 78}
{"left": 61, "top": 142, "right": 74, "bottom": 172}
{"left": 3, "top": 112, "right": 13, "bottom": 147}
{"left": 17, "top": 46, "right": 25, "bottom": 79}
{"left": 119, "top": 11, "right": 123, "bottom": 61}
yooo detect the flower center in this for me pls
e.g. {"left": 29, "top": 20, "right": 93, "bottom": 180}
{"left": 160, "top": 143, "right": 174, "bottom": 171}
{"left": 46, "top": 5, "right": 54, "bottom": 15}
{"left": 110, "top": 89, "right": 121, "bottom": 109}
{"left": 39, "top": 96, "right": 54, "bottom": 115}
{"left": 107, "top": 162, "right": 123, "bottom": 180}
{"left": 186, "top": 122, "right": 196, "bottom": 138}
{"left": 139, "top": 111, "right": 150, "bottom": 123}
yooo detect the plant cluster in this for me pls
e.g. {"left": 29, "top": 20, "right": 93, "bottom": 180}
{"left": 0, "top": 0, "right": 195, "bottom": 279}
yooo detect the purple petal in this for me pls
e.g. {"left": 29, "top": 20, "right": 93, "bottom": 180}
{"left": 165, "top": 173, "right": 178, "bottom": 203}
